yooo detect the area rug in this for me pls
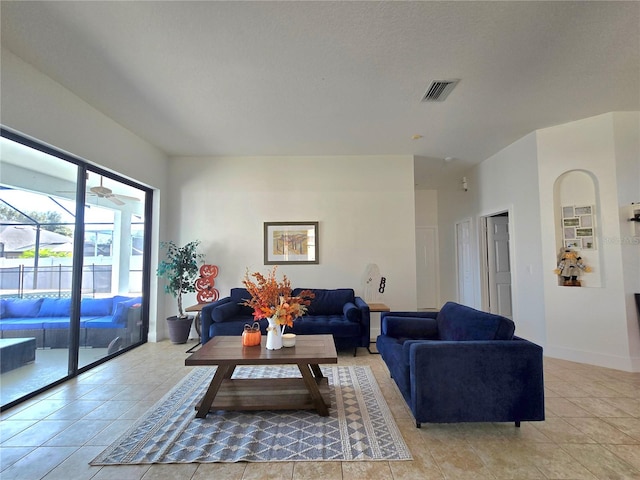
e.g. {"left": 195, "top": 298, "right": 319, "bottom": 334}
{"left": 90, "top": 365, "right": 412, "bottom": 464}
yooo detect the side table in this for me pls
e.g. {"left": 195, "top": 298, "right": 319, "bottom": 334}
{"left": 185, "top": 303, "right": 210, "bottom": 352}
{"left": 367, "top": 302, "right": 390, "bottom": 354}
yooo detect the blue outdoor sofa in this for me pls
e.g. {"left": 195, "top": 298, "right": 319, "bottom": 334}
{"left": 376, "top": 301, "right": 545, "bottom": 428}
{"left": 0, "top": 295, "right": 142, "bottom": 348}
{"left": 201, "top": 287, "right": 370, "bottom": 354}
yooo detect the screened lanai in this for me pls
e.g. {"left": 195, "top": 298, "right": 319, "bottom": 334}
{"left": 0, "top": 130, "right": 152, "bottom": 410}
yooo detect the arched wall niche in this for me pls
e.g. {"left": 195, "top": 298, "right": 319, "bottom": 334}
{"left": 553, "top": 169, "right": 602, "bottom": 287}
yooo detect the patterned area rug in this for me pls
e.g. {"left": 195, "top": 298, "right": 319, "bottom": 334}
{"left": 91, "top": 365, "right": 411, "bottom": 464}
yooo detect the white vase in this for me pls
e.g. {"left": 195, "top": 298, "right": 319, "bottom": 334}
{"left": 265, "top": 317, "right": 283, "bottom": 350}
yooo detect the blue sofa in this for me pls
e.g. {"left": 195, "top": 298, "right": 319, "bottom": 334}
{"left": 0, "top": 295, "right": 142, "bottom": 348}
{"left": 376, "top": 301, "right": 545, "bottom": 428}
{"left": 201, "top": 287, "right": 370, "bottom": 354}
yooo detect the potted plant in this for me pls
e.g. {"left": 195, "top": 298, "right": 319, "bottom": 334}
{"left": 157, "top": 240, "right": 204, "bottom": 344}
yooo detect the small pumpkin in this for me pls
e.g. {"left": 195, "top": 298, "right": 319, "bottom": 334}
{"left": 242, "top": 322, "right": 261, "bottom": 347}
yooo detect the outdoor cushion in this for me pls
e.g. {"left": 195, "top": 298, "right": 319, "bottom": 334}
{"left": 3, "top": 298, "right": 44, "bottom": 318}
{"left": 0, "top": 318, "right": 46, "bottom": 330}
{"left": 111, "top": 295, "right": 134, "bottom": 314}
{"left": 84, "top": 316, "right": 120, "bottom": 329}
{"left": 38, "top": 298, "right": 71, "bottom": 317}
{"left": 112, "top": 297, "right": 141, "bottom": 325}
{"left": 80, "top": 298, "right": 113, "bottom": 317}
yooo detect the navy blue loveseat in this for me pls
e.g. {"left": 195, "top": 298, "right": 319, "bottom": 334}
{"left": 0, "top": 296, "right": 142, "bottom": 348}
{"left": 376, "top": 301, "right": 545, "bottom": 428}
{"left": 201, "top": 288, "right": 370, "bottom": 354}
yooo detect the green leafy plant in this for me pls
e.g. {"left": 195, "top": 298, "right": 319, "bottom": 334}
{"left": 156, "top": 240, "right": 204, "bottom": 318}
{"left": 20, "top": 249, "right": 71, "bottom": 258}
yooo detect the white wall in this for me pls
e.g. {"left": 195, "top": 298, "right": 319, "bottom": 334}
{"left": 1, "top": 48, "right": 170, "bottom": 341}
{"left": 538, "top": 112, "right": 639, "bottom": 371}
{"left": 613, "top": 112, "right": 640, "bottom": 369}
{"left": 437, "top": 133, "right": 546, "bottom": 345}
{"left": 166, "top": 155, "right": 418, "bottom": 313}
{"left": 415, "top": 190, "right": 438, "bottom": 226}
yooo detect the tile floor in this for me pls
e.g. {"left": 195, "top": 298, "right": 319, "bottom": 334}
{"left": 1, "top": 340, "right": 639, "bottom": 480}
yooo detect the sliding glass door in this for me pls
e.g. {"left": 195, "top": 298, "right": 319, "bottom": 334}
{"left": 0, "top": 130, "right": 151, "bottom": 409}
{"left": 78, "top": 171, "right": 147, "bottom": 368}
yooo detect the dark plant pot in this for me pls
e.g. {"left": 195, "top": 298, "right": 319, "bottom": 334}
{"left": 166, "top": 315, "right": 193, "bottom": 344}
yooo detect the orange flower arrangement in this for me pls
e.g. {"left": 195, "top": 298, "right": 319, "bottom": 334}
{"left": 242, "top": 267, "right": 314, "bottom": 328}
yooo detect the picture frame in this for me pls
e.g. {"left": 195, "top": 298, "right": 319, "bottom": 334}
{"left": 264, "top": 221, "right": 319, "bottom": 265}
{"left": 561, "top": 205, "right": 596, "bottom": 250}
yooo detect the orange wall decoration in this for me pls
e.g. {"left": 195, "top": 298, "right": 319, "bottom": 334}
{"left": 195, "top": 264, "right": 219, "bottom": 303}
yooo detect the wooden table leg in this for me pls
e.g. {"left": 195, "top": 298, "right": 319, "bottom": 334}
{"left": 195, "top": 364, "right": 233, "bottom": 418}
{"left": 297, "top": 363, "right": 329, "bottom": 416}
{"left": 309, "top": 363, "right": 324, "bottom": 378}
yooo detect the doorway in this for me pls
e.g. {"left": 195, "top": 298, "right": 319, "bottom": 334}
{"left": 481, "top": 212, "right": 513, "bottom": 318}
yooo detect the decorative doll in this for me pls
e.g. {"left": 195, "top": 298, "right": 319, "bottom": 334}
{"left": 554, "top": 248, "right": 592, "bottom": 286}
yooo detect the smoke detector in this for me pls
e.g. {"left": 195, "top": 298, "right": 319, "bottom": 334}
{"left": 421, "top": 79, "right": 460, "bottom": 102}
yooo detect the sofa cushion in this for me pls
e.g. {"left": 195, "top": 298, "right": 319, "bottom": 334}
{"left": 81, "top": 297, "right": 113, "bottom": 317}
{"left": 212, "top": 301, "right": 244, "bottom": 323}
{"left": 0, "top": 318, "right": 45, "bottom": 330}
{"left": 229, "top": 288, "right": 256, "bottom": 316}
{"left": 342, "top": 302, "right": 360, "bottom": 322}
{"left": 3, "top": 298, "right": 44, "bottom": 318}
{"left": 38, "top": 298, "right": 71, "bottom": 317}
{"left": 112, "top": 297, "right": 141, "bottom": 325}
{"left": 437, "top": 302, "right": 515, "bottom": 341}
{"left": 294, "top": 288, "right": 355, "bottom": 316}
{"left": 111, "top": 295, "right": 133, "bottom": 314}
{"left": 290, "top": 315, "right": 361, "bottom": 337}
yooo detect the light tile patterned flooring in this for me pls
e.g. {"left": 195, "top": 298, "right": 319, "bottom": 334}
{"left": 1, "top": 340, "right": 640, "bottom": 480}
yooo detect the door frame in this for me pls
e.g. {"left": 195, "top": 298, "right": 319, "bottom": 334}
{"left": 479, "top": 208, "right": 514, "bottom": 315}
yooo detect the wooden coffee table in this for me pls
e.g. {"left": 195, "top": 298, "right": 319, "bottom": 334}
{"left": 185, "top": 334, "right": 337, "bottom": 418}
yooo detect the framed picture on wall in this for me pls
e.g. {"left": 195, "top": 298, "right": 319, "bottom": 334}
{"left": 564, "top": 227, "right": 576, "bottom": 240}
{"left": 561, "top": 205, "right": 596, "bottom": 250}
{"left": 575, "top": 206, "right": 592, "bottom": 216}
{"left": 565, "top": 239, "right": 581, "bottom": 249}
{"left": 264, "top": 221, "right": 319, "bottom": 265}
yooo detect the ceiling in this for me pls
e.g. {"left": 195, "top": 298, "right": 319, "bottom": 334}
{"left": 1, "top": 1, "right": 638, "bottom": 188}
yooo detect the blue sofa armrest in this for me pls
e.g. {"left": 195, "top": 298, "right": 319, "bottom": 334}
{"left": 353, "top": 297, "right": 370, "bottom": 347}
{"left": 381, "top": 314, "right": 439, "bottom": 339}
{"left": 200, "top": 297, "right": 231, "bottom": 344}
{"left": 408, "top": 339, "right": 545, "bottom": 424}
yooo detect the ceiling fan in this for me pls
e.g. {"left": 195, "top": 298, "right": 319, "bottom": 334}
{"left": 88, "top": 176, "right": 140, "bottom": 205}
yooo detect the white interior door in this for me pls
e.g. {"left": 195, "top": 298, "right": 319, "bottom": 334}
{"left": 487, "top": 215, "right": 513, "bottom": 318}
{"left": 455, "top": 219, "right": 474, "bottom": 306}
{"left": 416, "top": 227, "right": 438, "bottom": 309}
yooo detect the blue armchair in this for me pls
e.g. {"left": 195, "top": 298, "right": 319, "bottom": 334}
{"left": 376, "top": 302, "right": 545, "bottom": 428}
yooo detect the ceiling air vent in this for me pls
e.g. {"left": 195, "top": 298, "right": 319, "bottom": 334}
{"left": 421, "top": 79, "right": 459, "bottom": 102}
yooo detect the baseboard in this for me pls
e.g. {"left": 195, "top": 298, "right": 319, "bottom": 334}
{"left": 546, "top": 344, "right": 640, "bottom": 372}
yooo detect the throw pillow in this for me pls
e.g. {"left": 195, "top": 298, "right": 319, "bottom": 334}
{"left": 38, "top": 298, "right": 72, "bottom": 317}
{"left": 81, "top": 297, "right": 113, "bottom": 317}
{"left": 343, "top": 302, "right": 360, "bottom": 322}
{"left": 4, "top": 298, "right": 44, "bottom": 318}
